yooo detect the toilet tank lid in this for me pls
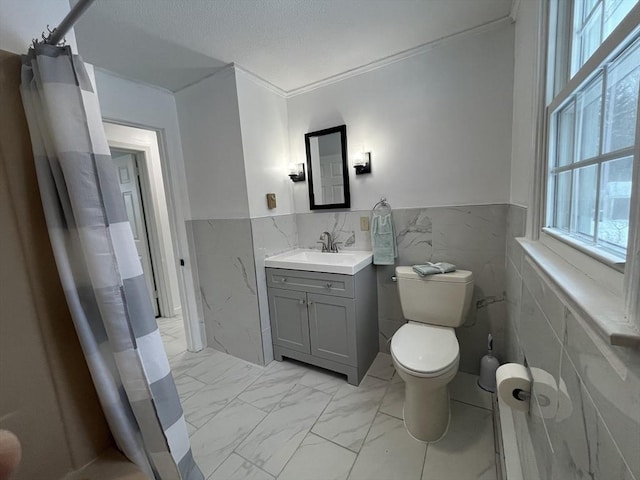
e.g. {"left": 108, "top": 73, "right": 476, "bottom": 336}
{"left": 395, "top": 267, "right": 473, "bottom": 283}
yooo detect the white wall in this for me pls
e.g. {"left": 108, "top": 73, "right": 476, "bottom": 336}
{"left": 510, "top": 0, "right": 541, "bottom": 209}
{"left": 287, "top": 22, "right": 515, "bottom": 213}
{"left": 0, "top": 0, "right": 76, "bottom": 54}
{"left": 94, "top": 69, "right": 204, "bottom": 349}
{"left": 175, "top": 67, "right": 249, "bottom": 220}
{"left": 235, "top": 69, "right": 293, "bottom": 218}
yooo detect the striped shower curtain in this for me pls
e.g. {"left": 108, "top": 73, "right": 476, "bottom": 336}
{"left": 20, "top": 44, "right": 203, "bottom": 480}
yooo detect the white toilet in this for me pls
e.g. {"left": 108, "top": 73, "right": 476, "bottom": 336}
{"left": 390, "top": 266, "right": 474, "bottom": 442}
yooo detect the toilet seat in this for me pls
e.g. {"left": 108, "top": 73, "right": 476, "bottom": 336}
{"left": 390, "top": 323, "right": 459, "bottom": 378}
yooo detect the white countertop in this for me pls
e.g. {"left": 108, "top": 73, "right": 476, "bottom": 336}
{"left": 264, "top": 249, "right": 373, "bottom": 275}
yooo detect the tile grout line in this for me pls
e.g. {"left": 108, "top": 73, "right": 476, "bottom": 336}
{"left": 344, "top": 389, "right": 392, "bottom": 480}
{"left": 229, "top": 381, "right": 335, "bottom": 478}
{"left": 419, "top": 440, "right": 430, "bottom": 480}
{"left": 450, "top": 397, "right": 493, "bottom": 412}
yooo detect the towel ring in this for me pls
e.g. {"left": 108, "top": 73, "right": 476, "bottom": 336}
{"left": 372, "top": 197, "right": 392, "bottom": 215}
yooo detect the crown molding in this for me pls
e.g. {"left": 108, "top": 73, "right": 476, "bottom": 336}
{"left": 93, "top": 66, "right": 176, "bottom": 95}
{"left": 286, "top": 16, "right": 512, "bottom": 98}
{"left": 232, "top": 64, "right": 287, "bottom": 98}
{"left": 510, "top": 0, "right": 522, "bottom": 22}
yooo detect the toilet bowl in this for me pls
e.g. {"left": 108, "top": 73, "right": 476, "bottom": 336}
{"left": 391, "top": 322, "right": 459, "bottom": 442}
{"left": 391, "top": 267, "right": 473, "bottom": 442}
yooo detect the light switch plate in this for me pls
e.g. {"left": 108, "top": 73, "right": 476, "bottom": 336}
{"left": 360, "top": 216, "right": 370, "bottom": 231}
{"left": 266, "top": 193, "right": 276, "bottom": 209}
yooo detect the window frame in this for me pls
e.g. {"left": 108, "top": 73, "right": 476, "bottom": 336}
{"left": 533, "top": 0, "right": 640, "bottom": 334}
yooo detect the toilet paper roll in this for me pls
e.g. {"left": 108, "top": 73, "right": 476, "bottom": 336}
{"left": 555, "top": 377, "right": 573, "bottom": 422}
{"left": 496, "top": 363, "right": 531, "bottom": 412}
{"left": 530, "top": 367, "right": 558, "bottom": 419}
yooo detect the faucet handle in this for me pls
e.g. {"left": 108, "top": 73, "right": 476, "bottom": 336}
{"left": 316, "top": 241, "right": 328, "bottom": 252}
{"left": 332, "top": 242, "right": 343, "bottom": 252}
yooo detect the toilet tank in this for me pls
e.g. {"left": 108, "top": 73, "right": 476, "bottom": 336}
{"left": 395, "top": 267, "right": 474, "bottom": 327}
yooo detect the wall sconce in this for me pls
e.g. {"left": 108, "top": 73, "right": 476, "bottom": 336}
{"left": 288, "top": 163, "right": 306, "bottom": 182}
{"left": 353, "top": 152, "right": 371, "bottom": 175}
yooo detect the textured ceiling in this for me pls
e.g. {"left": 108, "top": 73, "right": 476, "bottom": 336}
{"left": 72, "top": 0, "right": 512, "bottom": 93}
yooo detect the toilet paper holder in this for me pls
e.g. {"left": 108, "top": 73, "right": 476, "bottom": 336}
{"left": 513, "top": 387, "right": 552, "bottom": 407}
{"left": 513, "top": 388, "right": 531, "bottom": 402}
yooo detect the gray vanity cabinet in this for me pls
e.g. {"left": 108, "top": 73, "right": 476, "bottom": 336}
{"left": 268, "top": 288, "right": 310, "bottom": 354}
{"left": 307, "top": 293, "right": 356, "bottom": 365}
{"left": 266, "top": 266, "right": 378, "bottom": 385}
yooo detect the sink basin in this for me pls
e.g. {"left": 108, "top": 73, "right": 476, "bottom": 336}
{"left": 264, "top": 249, "right": 373, "bottom": 275}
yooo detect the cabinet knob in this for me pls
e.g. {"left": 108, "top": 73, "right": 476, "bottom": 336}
{"left": 281, "top": 278, "right": 288, "bottom": 283}
{"left": 299, "top": 299, "right": 305, "bottom": 305}
{"left": 308, "top": 301, "right": 314, "bottom": 305}
{"left": 325, "top": 283, "right": 332, "bottom": 289}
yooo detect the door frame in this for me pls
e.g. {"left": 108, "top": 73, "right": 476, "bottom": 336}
{"left": 104, "top": 122, "right": 204, "bottom": 352}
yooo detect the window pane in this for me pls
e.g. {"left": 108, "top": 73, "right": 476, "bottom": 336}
{"left": 604, "top": 0, "right": 638, "bottom": 38}
{"left": 571, "top": 0, "right": 638, "bottom": 76}
{"left": 598, "top": 156, "right": 633, "bottom": 249}
{"left": 577, "top": 76, "right": 603, "bottom": 161}
{"left": 604, "top": 39, "right": 640, "bottom": 153}
{"left": 571, "top": 164, "right": 598, "bottom": 238}
{"left": 556, "top": 171, "right": 572, "bottom": 230}
{"left": 556, "top": 102, "right": 576, "bottom": 167}
{"left": 581, "top": 6, "right": 603, "bottom": 69}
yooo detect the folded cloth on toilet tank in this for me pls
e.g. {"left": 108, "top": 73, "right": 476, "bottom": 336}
{"left": 412, "top": 262, "right": 457, "bottom": 277}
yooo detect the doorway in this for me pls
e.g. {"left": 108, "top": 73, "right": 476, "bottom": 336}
{"left": 104, "top": 122, "right": 191, "bottom": 355}
{"left": 111, "top": 149, "right": 161, "bottom": 317}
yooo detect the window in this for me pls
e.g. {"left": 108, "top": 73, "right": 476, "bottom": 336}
{"left": 545, "top": 0, "right": 639, "bottom": 263}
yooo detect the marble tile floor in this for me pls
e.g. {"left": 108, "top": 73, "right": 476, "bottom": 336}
{"left": 160, "top": 329, "right": 498, "bottom": 480}
{"left": 157, "top": 314, "right": 188, "bottom": 357}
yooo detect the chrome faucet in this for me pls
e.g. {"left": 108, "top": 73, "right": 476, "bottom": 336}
{"left": 317, "top": 231, "right": 342, "bottom": 253}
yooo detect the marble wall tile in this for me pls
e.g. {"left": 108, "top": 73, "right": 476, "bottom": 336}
{"left": 526, "top": 395, "right": 556, "bottom": 480}
{"left": 518, "top": 284, "right": 563, "bottom": 384}
{"left": 184, "top": 220, "right": 206, "bottom": 338}
{"left": 392, "top": 208, "right": 434, "bottom": 264}
{"left": 564, "top": 308, "right": 640, "bottom": 476}
{"left": 352, "top": 205, "right": 509, "bottom": 371}
{"left": 192, "top": 218, "right": 264, "bottom": 364}
{"left": 521, "top": 259, "right": 565, "bottom": 339}
{"left": 236, "top": 384, "right": 331, "bottom": 476}
{"left": 295, "top": 211, "right": 372, "bottom": 251}
{"left": 544, "top": 351, "right": 636, "bottom": 479}
{"left": 376, "top": 264, "right": 405, "bottom": 353}
{"left": 251, "top": 214, "right": 298, "bottom": 364}
{"left": 429, "top": 205, "right": 507, "bottom": 254}
{"left": 506, "top": 205, "right": 526, "bottom": 272}
{"left": 505, "top": 255, "right": 522, "bottom": 334}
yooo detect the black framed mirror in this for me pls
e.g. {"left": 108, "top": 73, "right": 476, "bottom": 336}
{"left": 305, "top": 125, "right": 350, "bottom": 210}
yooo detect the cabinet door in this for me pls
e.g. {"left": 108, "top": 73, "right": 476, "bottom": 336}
{"left": 307, "top": 293, "right": 356, "bottom": 366}
{"left": 268, "top": 288, "right": 310, "bottom": 354}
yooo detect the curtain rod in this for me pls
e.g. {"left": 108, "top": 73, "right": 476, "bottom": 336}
{"left": 45, "top": 0, "right": 96, "bottom": 45}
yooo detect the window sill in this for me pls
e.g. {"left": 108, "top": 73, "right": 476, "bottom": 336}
{"left": 517, "top": 238, "right": 640, "bottom": 349}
